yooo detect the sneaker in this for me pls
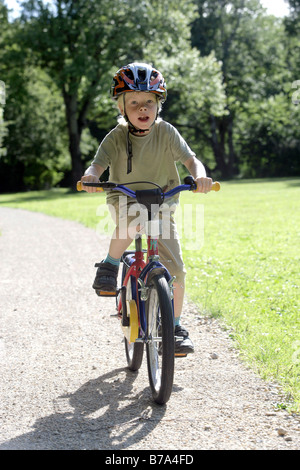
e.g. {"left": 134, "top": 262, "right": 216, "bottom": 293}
{"left": 92, "top": 261, "right": 119, "bottom": 293}
{"left": 174, "top": 325, "right": 194, "bottom": 355}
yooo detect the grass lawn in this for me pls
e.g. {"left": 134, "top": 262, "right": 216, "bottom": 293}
{"left": 1, "top": 178, "right": 299, "bottom": 411}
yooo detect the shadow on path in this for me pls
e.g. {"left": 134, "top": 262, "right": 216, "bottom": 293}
{"left": 0, "top": 367, "right": 167, "bottom": 450}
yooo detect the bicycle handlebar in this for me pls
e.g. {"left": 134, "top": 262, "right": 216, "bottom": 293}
{"left": 76, "top": 177, "right": 220, "bottom": 197}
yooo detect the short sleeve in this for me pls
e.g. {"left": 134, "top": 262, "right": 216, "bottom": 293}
{"left": 167, "top": 122, "right": 196, "bottom": 163}
{"left": 92, "top": 128, "right": 118, "bottom": 168}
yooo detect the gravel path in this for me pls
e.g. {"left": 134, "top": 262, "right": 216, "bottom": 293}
{"left": 0, "top": 206, "right": 300, "bottom": 450}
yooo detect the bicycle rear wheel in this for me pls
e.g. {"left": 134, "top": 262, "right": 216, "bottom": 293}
{"left": 146, "top": 273, "right": 174, "bottom": 405}
{"left": 122, "top": 259, "right": 144, "bottom": 371}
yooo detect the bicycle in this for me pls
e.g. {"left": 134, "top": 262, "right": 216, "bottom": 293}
{"left": 77, "top": 176, "right": 220, "bottom": 404}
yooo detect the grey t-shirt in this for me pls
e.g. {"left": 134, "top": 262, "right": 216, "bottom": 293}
{"left": 92, "top": 119, "right": 195, "bottom": 204}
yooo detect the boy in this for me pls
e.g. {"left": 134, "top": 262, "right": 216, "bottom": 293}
{"left": 81, "top": 63, "right": 212, "bottom": 355}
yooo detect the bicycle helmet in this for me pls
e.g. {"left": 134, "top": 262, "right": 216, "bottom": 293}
{"left": 111, "top": 62, "right": 167, "bottom": 102}
{"left": 111, "top": 63, "right": 167, "bottom": 174}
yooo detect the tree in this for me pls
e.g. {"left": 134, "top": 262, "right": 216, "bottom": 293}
{"left": 237, "top": 92, "right": 300, "bottom": 177}
{"left": 284, "top": 0, "right": 300, "bottom": 78}
{"left": 0, "top": 2, "right": 8, "bottom": 160}
{"left": 17, "top": 0, "right": 205, "bottom": 189}
{"left": 0, "top": 2, "right": 71, "bottom": 191}
{"left": 0, "top": 79, "right": 7, "bottom": 159}
{"left": 157, "top": 49, "right": 228, "bottom": 176}
{"left": 190, "top": 0, "right": 296, "bottom": 178}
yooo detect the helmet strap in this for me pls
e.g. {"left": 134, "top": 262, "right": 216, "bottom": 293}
{"left": 123, "top": 94, "right": 158, "bottom": 173}
{"left": 126, "top": 130, "right": 133, "bottom": 174}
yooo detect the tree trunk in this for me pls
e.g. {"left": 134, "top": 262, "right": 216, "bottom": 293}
{"left": 227, "top": 113, "right": 237, "bottom": 177}
{"left": 210, "top": 114, "right": 228, "bottom": 178}
{"left": 63, "top": 91, "right": 84, "bottom": 190}
{"left": 209, "top": 113, "right": 236, "bottom": 179}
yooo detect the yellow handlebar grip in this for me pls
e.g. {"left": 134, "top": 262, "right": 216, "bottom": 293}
{"left": 193, "top": 181, "right": 221, "bottom": 192}
{"left": 212, "top": 182, "right": 221, "bottom": 192}
{"left": 76, "top": 181, "right": 104, "bottom": 192}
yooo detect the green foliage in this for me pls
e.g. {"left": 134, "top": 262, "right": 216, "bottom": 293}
{"left": 0, "top": 1, "right": 8, "bottom": 158}
{"left": 191, "top": 0, "right": 300, "bottom": 178}
{"left": 160, "top": 50, "right": 228, "bottom": 168}
{"left": 237, "top": 93, "right": 300, "bottom": 177}
{"left": 0, "top": 88, "right": 7, "bottom": 158}
{"left": 0, "top": 0, "right": 299, "bottom": 189}
{"left": 13, "top": 0, "right": 223, "bottom": 188}
{"left": 1, "top": 64, "right": 69, "bottom": 190}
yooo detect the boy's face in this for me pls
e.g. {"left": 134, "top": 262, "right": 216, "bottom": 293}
{"left": 122, "top": 92, "right": 158, "bottom": 134}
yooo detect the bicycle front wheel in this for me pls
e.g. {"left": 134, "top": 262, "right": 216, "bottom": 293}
{"left": 146, "top": 273, "right": 174, "bottom": 405}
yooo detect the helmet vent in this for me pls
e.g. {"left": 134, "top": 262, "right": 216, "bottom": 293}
{"left": 124, "top": 69, "right": 134, "bottom": 81}
{"left": 137, "top": 68, "right": 146, "bottom": 81}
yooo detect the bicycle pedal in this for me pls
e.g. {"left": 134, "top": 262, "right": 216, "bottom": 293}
{"left": 175, "top": 353, "right": 187, "bottom": 358}
{"left": 96, "top": 290, "right": 117, "bottom": 297}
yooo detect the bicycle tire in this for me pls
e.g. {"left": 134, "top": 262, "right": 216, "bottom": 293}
{"left": 146, "top": 273, "right": 174, "bottom": 405}
{"left": 122, "top": 260, "right": 144, "bottom": 371}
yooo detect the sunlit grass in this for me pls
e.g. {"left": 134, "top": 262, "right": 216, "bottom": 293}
{"left": 181, "top": 179, "right": 300, "bottom": 411}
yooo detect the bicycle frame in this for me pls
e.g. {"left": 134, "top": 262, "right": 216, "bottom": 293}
{"left": 119, "top": 225, "right": 175, "bottom": 340}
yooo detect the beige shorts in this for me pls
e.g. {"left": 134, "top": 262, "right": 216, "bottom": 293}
{"left": 108, "top": 196, "right": 186, "bottom": 285}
